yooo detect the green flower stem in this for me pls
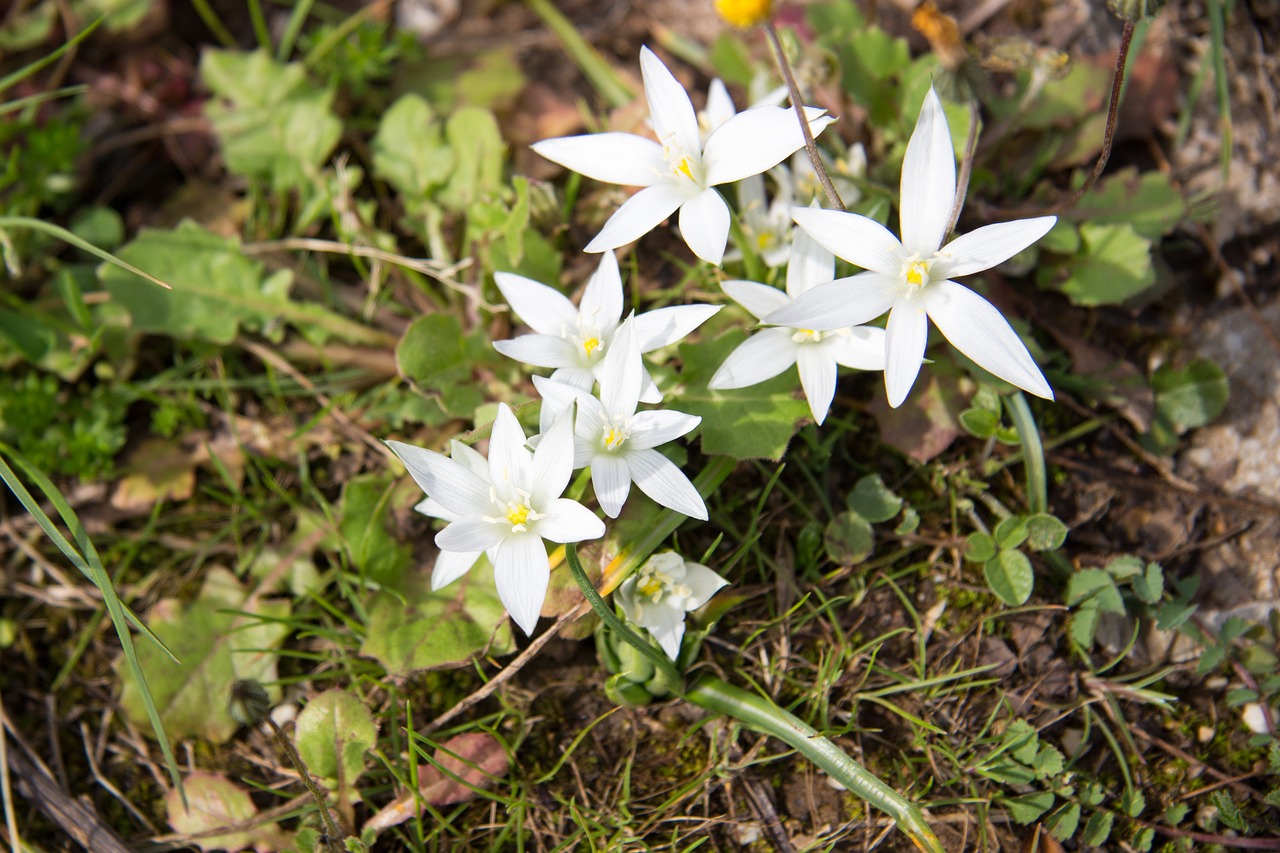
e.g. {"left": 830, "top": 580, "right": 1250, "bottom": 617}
{"left": 1006, "top": 391, "right": 1047, "bottom": 514}
{"left": 684, "top": 676, "right": 944, "bottom": 853}
{"left": 526, "top": 0, "right": 635, "bottom": 109}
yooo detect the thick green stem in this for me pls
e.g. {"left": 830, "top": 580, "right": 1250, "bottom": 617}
{"left": 684, "top": 676, "right": 944, "bottom": 853}
{"left": 1006, "top": 392, "right": 1047, "bottom": 514}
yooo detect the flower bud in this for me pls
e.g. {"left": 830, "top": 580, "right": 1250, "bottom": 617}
{"left": 714, "top": 0, "right": 774, "bottom": 28}
{"left": 1106, "top": 0, "right": 1167, "bottom": 22}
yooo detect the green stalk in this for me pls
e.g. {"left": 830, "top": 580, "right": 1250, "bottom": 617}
{"left": 525, "top": 0, "right": 634, "bottom": 109}
{"left": 1006, "top": 392, "right": 1047, "bottom": 514}
{"left": 684, "top": 676, "right": 944, "bottom": 853}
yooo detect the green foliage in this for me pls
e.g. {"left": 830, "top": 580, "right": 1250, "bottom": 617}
{"left": 0, "top": 372, "right": 126, "bottom": 478}
{"left": 395, "top": 313, "right": 492, "bottom": 420}
{"left": 300, "top": 19, "right": 419, "bottom": 100}
{"left": 166, "top": 772, "right": 290, "bottom": 852}
{"left": 294, "top": 688, "right": 378, "bottom": 792}
{"left": 339, "top": 474, "right": 412, "bottom": 586}
{"left": 824, "top": 510, "right": 874, "bottom": 566}
{"left": 846, "top": 473, "right": 903, "bottom": 523}
{"left": 964, "top": 512, "right": 1067, "bottom": 606}
{"left": 1040, "top": 222, "right": 1155, "bottom": 306}
{"left": 1144, "top": 357, "right": 1230, "bottom": 453}
{"left": 1067, "top": 555, "right": 1176, "bottom": 649}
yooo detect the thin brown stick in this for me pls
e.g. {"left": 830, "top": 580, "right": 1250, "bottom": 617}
{"left": 762, "top": 22, "right": 845, "bottom": 211}
{"left": 944, "top": 99, "right": 981, "bottom": 239}
{"left": 1061, "top": 20, "right": 1136, "bottom": 209}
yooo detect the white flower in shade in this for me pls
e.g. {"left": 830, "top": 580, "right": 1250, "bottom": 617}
{"left": 493, "top": 249, "right": 719, "bottom": 403}
{"left": 709, "top": 225, "right": 886, "bottom": 425}
{"left": 765, "top": 87, "right": 1056, "bottom": 408}
{"left": 531, "top": 46, "right": 833, "bottom": 265}
{"left": 387, "top": 404, "right": 605, "bottom": 636}
{"left": 537, "top": 317, "right": 706, "bottom": 520}
{"left": 615, "top": 551, "right": 729, "bottom": 661}
{"left": 411, "top": 438, "right": 486, "bottom": 591}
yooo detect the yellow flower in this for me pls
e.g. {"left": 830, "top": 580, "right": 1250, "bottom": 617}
{"left": 714, "top": 0, "right": 773, "bottom": 28}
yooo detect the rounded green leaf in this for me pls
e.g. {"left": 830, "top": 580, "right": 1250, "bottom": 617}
{"left": 295, "top": 688, "right": 378, "bottom": 790}
{"left": 824, "top": 511, "right": 875, "bottom": 566}
{"left": 847, "top": 474, "right": 903, "bottom": 523}
{"left": 958, "top": 407, "right": 998, "bottom": 439}
{"left": 984, "top": 549, "right": 1034, "bottom": 606}
{"left": 1025, "top": 513, "right": 1068, "bottom": 551}
{"left": 993, "top": 515, "right": 1029, "bottom": 550}
{"left": 964, "top": 531, "right": 996, "bottom": 563}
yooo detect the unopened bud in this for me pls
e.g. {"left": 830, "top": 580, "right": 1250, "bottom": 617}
{"left": 1106, "top": 0, "right": 1168, "bottom": 22}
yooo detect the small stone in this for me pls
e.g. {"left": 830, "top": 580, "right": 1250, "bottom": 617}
{"left": 731, "top": 822, "right": 762, "bottom": 845}
{"left": 1197, "top": 726, "right": 1215, "bottom": 743}
{"left": 1241, "top": 703, "right": 1272, "bottom": 734}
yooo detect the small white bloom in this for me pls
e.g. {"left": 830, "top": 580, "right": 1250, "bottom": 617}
{"left": 709, "top": 225, "right": 886, "bottom": 425}
{"left": 410, "top": 438, "right": 486, "bottom": 590}
{"left": 493, "top": 250, "right": 719, "bottom": 403}
{"left": 532, "top": 46, "right": 833, "bottom": 265}
{"left": 616, "top": 551, "right": 728, "bottom": 660}
{"left": 766, "top": 88, "right": 1055, "bottom": 408}
{"left": 387, "top": 404, "right": 605, "bottom": 636}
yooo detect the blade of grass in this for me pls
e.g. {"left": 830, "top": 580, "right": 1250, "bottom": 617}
{"left": 186, "top": 0, "right": 238, "bottom": 48}
{"left": 277, "top": 0, "right": 317, "bottom": 61}
{"left": 1205, "top": 0, "right": 1232, "bottom": 181}
{"left": 525, "top": 0, "right": 635, "bottom": 109}
{"left": 0, "top": 18, "right": 103, "bottom": 97}
{"left": 0, "top": 85, "right": 89, "bottom": 118}
{"left": 246, "top": 0, "right": 272, "bottom": 51}
{"left": 0, "top": 217, "right": 169, "bottom": 289}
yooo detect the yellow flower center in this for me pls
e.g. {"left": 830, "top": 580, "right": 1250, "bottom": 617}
{"left": 791, "top": 328, "right": 822, "bottom": 343}
{"left": 756, "top": 231, "right": 773, "bottom": 250}
{"left": 674, "top": 155, "right": 695, "bottom": 181}
{"left": 603, "top": 425, "right": 628, "bottom": 451}
{"left": 905, "top": 260, "right": 930, "bottom": 287}
{"left": 582, "top": 337, "right": 601, "bottom": 357}
{"left": 714, "top": 0, "right": 774, "bottom": 27}
{"left": 506, "top": 503, "right": 530, "bottom": 528}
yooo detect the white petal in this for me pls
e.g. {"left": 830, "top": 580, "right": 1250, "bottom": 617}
{"left": 449, "top": 439, "right": 488, "bottom": 476}
{"left": 707, "top": 328, "right": 797, "bottom": 389}
{"left": 899, "top": 87, "right": 956, "bottom": 256}
{"left": 721, "top": 279, "right": 790, "bottom": 321}
{"left": 578, "top": 250, "right": 625, "bottom": 331}
{"left": 494, "top": 334, "right": 579, "bottom": 369}
{"left": 791, "top": 207, "right": 904, "bottom": 277}
{"left": 785, "top": 225, "right": 835, "bottom": 297}
{"left": 548, "top": 366, "right": 595, "bottom": 393}
{"left": 678, "top": 188, "right": 731, "bottom": 265}
{"left": 827, "top": 326, "right": 887, "bottom": 371}
{"left": 626, "top": 410, "right": 701, "bottom": 450}
{"left": 703, "top": 106, "right": 833, "bottom": 186}
{"left": 431, "top": 550, "right": 481, "bottom": 590}
{"left": 640, "top": 46, "right": 701, "bottom": 164}
{"left": 530, "top": 410, "right": 576, "bottom": 507}
{"left": 884, "top": 302, "right": 929, "bottom": 408}
{"left": 764, "top": 271, "right": 899, "bottom": 330}
{"left": 680, "top": 562, "right": 730, "bottom": 610}
{"left": 590, "top": 453, "right": 632, "bottom": 518}
{"left": 535, "top": 498, "right": 606, "bottom": 542}
{"left": 493, "top": 532, "right": 549, "bottom": 636}
{"left": 935, "top": 217, "right": 1057, "bottom": 278}
{"left": 627, "top": 448, "right": 708, "bottom": 520}
{"left": 488, "top": 404, "right": 531, "bottom": 498}
{"left": 415, "top": 496, "right": 454, "bottom": 521}
{"left": 634, "top": 304, "right": 721, "bottom": 352}
{"left": 703, "top": 78, "right": 737, "bottom": 135}
{"left": 531, "top": 375, "right": 589, "bottom": 437}
{"left": 585, "top": 182, "right": 690, "bottom": 253}
{"left": 643, "top": 600, "right": 686, "bottom": 661}
{"left": 530, "top": 133, "right": 664, "bottom": 187}
{"left": 796, "top": 345, "right": 838, "bottom": 425}
{"left": 596, "top": 320, "right": 640, "bottom": 421}
{"left": 493, "top": 272, "right": 578, "bottom": 335}
{"left": 922, "top": 279, "right": 1053, "bottom": 399}
{"left": 386, "top": 440, "right": 490, "bottom": 515}
{"left": 437, "top": 518, "right": 507, "bottom": 553}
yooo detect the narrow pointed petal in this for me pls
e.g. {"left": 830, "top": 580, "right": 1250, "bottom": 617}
{"left": 791, "top": 207, "right": 904, "bottom": 276}
{"left": 493, "top": 532, "right": 549, "bottom": 636}
{"left": 637, "top": 371, "right": 663, "bottom": 405}
{"left": 415, "top": 496, "right": 453, "bottom": 521}
{"left": 708, "top": 327, "right": 797, "bottom": 390}
{"left": 599, "top": 317, "right": 643, "bottom": 419}
{"left": 386, "top": 440, "right": 490, "bottom": 514}
{"left": 571, "top": 396, "right": 608, "bottom": 468}
{"left": 590, "top": 454, "right": 632, "bottom": 518}
{"left": 678, "top": 188, "right": 731, "bottom": 265}
{"left": 785, "top": 225, "right": 835, "bottom": 297}
{"left": 548, "top": 366, "right": 595, "bottom": 392}
{"left": 585, "top": 182, "right": 690, "bottom": 253}
{"left": 936, "top": 216, "right": 1057, "bottom": 278}
{"left": 645, "top": 603, "right": 686, "bottom": 661}
{"left": 703, "top": 78, "right": 737, "bottom": 135}
{"left": 899, "top": 88, "right": 956, "bottom": 256}
{"left": 703, "top": 106, "right": 833, "bottom": 186}
{"left": 721, "top": 279, "right": 790, "bottom": 321}
{"left": 535, "top": 498, "right": 607, "bottom": 542}
{"left": 764, "top": 271, "right": 899, "bottom": 330}
{"left": 530, "top": 133, "right": 664, "bottom": 187}
{"left": 681, "top": 563, "right": 730, "bottom": 610}
{"left": 531, "top": 375, "right": 589, "bottom": 437}
{"left": 640, "top": 46, "right": 701, "bottom": 161}
{"left": 578, "top": 250, "right": 625, "bottom": 330}
{"left": 488, "top": 404, "right": 530, "bottom": 497}
{"left": 494, "top": 334, "right": 579, "bottom": 369}
{"left": 884, "top": 302, "right": 929, "bottom": 408}
{"left": 530, "top": 411, "right": 576, "bottom": 507}
{"left": 923, "top": 280, "right": 1053, "bottom": 399}
{"left": 437, "top": 518, "right": 507, "bottom": 552}
{"left": 431, "top": 550, "right": 481, "bottom": 591}
{"left": 827, "top": 326, "right": 887, "bottom": 371}
{"left": 796, "top": 346, "right": 838, "bottom": 424}
{"left": 449, "top": 439, "right": 488, "bottom": 475}
{"left": 634, "top": 304, "right": 721, "bottom": 351}
{"left": 626, "top": 410, "right": 701, "bottom": 449}
{"left": 627, "top": 448, "right": 708, "bottom": 520}
{"left": 493, "top": 272, "right": 579, "bottom": 335}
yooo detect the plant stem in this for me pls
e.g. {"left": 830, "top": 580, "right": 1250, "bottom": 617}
{"left": 944, "top": 99, "right": 981, "bottom": 239}
{"left": 1006, "top": 391, "right": 1047, "bottom": 514}
{"left": 1063, "top": 20, "right": 1135, "bottom": 208}
{"left": 684, "top": 676, "right": 944, "bottom": 853}
{"left": 265, "top": 716, "right": 345, "bottom": 852}
{"left": 763, "top": 22, "right": 845, "bottom": 211}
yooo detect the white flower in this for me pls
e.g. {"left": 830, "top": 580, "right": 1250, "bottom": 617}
{"left": 387, "top": 404, "right": 605, "bottom": 636}
{"left": 535, "top": 317, "right": 706, "bottom": 520}
{"left": 616, "top": 551, "right": 728, "bottom": 660}
{"left": 765, "top": 88, "right": 1056, "bottom": 408}
{"left": 493, "top": 250, "right": 719, "bottom": 404}
{"left": 531, "top": 46, "right": 833, "bottom": 265}
{"left": 411, "top": 438, "right": 486, "bottom": 590}
{"left": 709, "top": 225, "right": 886, "bottom": 425}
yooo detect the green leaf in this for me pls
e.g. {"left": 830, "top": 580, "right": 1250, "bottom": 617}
{"left": 1065, "top": 568, "right": 1125, "bottom": 613}
{"left": 1071, "top": 599, "right": 1101, "bottom": 648}
{"left": 958, "top": 406, "right": 998, "bottom": 438}
{"left": 1024, "top": 513, "right": 1068, "bottom": 551}
{"left": 118, "top": 568, "right": 291, "bottom": 743}
{"left": 847, "top": 474, "right": 903, "bottom": 523}
{"left": 1131, "top": 562, "right": 1165, "bottom": 604}
{"left": 1132, "top": 826, "right": 1155, "bottom": 852}
{"left": 1001, "top": 791, "right": 1055, "bottom": 824}
{"left": 202, "top": 49, "right": 341, "bottom": 190}
{"left": 1121, "top": 788, "right": 1146, "bottom": 818}
{"left": 295, "top": 689, "right": 378, "bottom": 791}
{"left": 360, "top": 561, "right": 515, "bottom": 676}
{"left": 824, "top": 511, "right": 875, "bottom": 566}
{"left": 371, "top": 94, "right": 451, "bottom": 209}
{"left": 984, "top": 549, "right": 1034, "bottom": 606}
{"left": 1151, "top": 357, "right": 1229, "bottom": 430}
{"left": 1081, "top": 810, "right": 1114, "bottom": 847}
{"left": 395, "top": 313, "right": 489, "bottom": 418}
{"left": 1105, "top": 554, "right": 1145, "bottom": 581}
{"left": 1163, "top": 802, "right": 1188, "bottom": 825}
{"left": 1041, "top": 221, "right": 1155, "bottom": 307}
{"left": 964, "top": 532, "right": 996, "bottom": 563}
{"left": 439, "top": 107, "right": 506, "bottom": 211}
{"left": 1071, "top": 167, "right": 1187, "bottom": 240}
{"left": 339, "top": 474, "right": 412, "bottom": 586}
{"left": 1003, "top": 720, "right": 1040, "bottom": 765}
{"left": 993, "top": 515, "right": 1029, "bottom": 550}
{"left": 1034, "top": 744, "right": 1065, "bottom": 780}
{"left": 1046, "top": 802, "right": 1082, "bottom": 841}
{"left": 675, "top": 330, "right": 809, "bottom": 461}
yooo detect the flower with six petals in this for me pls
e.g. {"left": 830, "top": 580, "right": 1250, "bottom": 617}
{"left": 616, "top": 551, "right": 729, "bottom": 661}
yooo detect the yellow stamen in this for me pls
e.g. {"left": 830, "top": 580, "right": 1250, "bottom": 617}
{"left": 906, "top": 260, "right": 929, "bottom": 286}
{"left": 638, "top": 576, "right": 664, "bottom": 598}
{"left": 582, "top": 337, "right": 601, "bottom": 357}
{"left": 603, "top": 426, "right": 627, "bottom": 451}
{"left": 675, "top": 156, "right": 694, "bottom": 180}
{"left": 506, "top": 504, "right": 530, "bottom": 527}
{"left": 714, "top": 0, "right": 774, "bottom": 27}
{"left": 791, "top": 329, "right": 822, "bottom": 343}
{"left": 756, "top": 232, "right": 772, "bottom": 250}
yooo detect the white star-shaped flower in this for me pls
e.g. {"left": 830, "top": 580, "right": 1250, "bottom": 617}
{"left": 709, "top": 224, "right": 886, "bottom": 425}
{"left": 615, "top": 551, "right": 729, "bottom": 661}
{"left": 411, "top": 438, "right": 486, "bottom": 591}
{"left": 387, "top": 404, "right": 605, "bottom": 636}
{"left": 493, "top": 249, "right": 719, "bottom": 406}
{"left": 766, "top": 87, "right": 1056, "bottom": 408}
{"left": 531, "top": 46, "right": 833, "bottom": 265}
